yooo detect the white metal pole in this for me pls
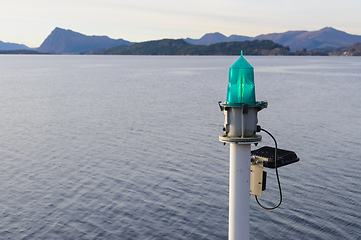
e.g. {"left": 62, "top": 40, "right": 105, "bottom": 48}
{"left": 229, "top": 143, "right": 251, "bottom": 240}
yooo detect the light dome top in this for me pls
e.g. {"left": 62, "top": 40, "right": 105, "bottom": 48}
{"left": 226, "top": 52, "right": 256, "bottom": 105}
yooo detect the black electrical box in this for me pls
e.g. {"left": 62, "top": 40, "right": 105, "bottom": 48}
{"left": 251, "top": 146, "right": 299, "bottom": 169}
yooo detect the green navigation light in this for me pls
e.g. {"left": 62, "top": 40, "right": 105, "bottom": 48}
{"left": 226, "top": 51, "right": 256, "bottom": 105}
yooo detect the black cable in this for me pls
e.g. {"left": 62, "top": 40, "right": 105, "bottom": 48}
{"left": 255, "top": 128, "right": 282, "bottom": 210}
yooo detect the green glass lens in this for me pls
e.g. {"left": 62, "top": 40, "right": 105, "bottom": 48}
{"left": 226, "top": 54, "right": 256, "bottom": 105}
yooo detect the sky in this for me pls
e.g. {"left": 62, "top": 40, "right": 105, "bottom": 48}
{"left": 1, "top": 0, "right": 361, "bottom": 48}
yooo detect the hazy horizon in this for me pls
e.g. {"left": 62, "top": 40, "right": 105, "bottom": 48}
{"left": 2, "top": 0, "right": 361, "bottom": 48}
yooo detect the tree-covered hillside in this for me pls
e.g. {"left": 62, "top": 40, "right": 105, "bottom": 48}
{"left": 85, "top": 39, "right": 290, "bottom": 55}
{"left": 329, "top": 42, "right": 361, "bottom": 56}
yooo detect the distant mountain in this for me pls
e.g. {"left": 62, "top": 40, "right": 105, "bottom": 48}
{"left": 37, "top": 27, "right": 133, "bottom": 54}
{"left": 183, "top": 27, "right": 361, "bottom": 51}
{"left": 254, "top": 27, "right": 361, "bottom": 51}
{"left": 184, "top": 32, "right": 252, "bottom": 45}
{"left": 85, "top": 39, "right": 289, "bottom": 55}
{"left": 0, "top": 40, "right": 30, "bottom": 50}
{"left": 7, "top": 26, "right": 361, "bottom": 55}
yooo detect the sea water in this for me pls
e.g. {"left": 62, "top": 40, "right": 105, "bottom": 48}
{"left": 0, "top": 55, "right": 360, "bottom": 239}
